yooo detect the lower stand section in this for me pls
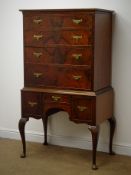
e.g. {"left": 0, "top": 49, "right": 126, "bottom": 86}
{"left": 18, "top": 118, "right": 29, "bottom": 158}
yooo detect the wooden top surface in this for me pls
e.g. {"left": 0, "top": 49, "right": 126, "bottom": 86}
{"left": 20, "top": 8, "right": 113, "bottom": 13}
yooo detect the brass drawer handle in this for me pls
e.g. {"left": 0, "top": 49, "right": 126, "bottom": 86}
{"left": 72, "top": 19, "right": 83, "bottom": 24}
{"left": 72, "top": 35, "right": 82, "bottom": 41}
{"left": 72, "top": 75, "right": 82, "bottom": 80}
{"left": 51, "top": 96, "right": 61, "bottom": 102}
{"left": 33, "top": 52, "right": 42, "bottom": 58}
{"left": 28, "top": 101, "right": 38, "bottom": 107}
{"left": 33, "top": 18, "right": 43, "bottom": 24}
{"left": 33, "top": 34, "right": 43, "bottom": 40}
{"left": 72, "top": 54, "right": 82, "bottom": 60}
{"left": 77, "top": 106, "right": 87, "bottom": 112}
{"left": 33, "top": 72, "right": 43, "bottom": 78}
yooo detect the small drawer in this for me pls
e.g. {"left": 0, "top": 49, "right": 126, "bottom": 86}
{"left": 45, "top": 94, "right": 70, "bottom": 104}
{"left": 23, "top": 12, "right": 93, "bottom": 30}
{"left": 61, "top": 14, "right": 93, "bottom": 29}
{"left": 24, "top": 64, "right": 58, "bottom": 88}
{"left": 24, "top": 30, "right": 93, "bottom": 47}
{"left": 64, "top": 47, "right": 93, "bottom": 65}
{"left": 24, "top": 46, "right": 93, "bottom": 66}
{"left": 57, "top": 66, "right": 92, "bottom": 90}
{"left": 24, "top": 14, "right": 50, "bottom": 31}
{"left": 21, "top": 91, "right": 42, "bottom": 118}
{"left": 71, "top": 96, "right": 95, "bottom": 124}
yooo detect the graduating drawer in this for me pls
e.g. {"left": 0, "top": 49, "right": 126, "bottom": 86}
{"left": 24, "top": 30, "right": 93, "bottom": 47}
{"left": 21, "top": 91, "right": 42, "bottom": 118}
{"left": 24, "top": 46, "right": 93, "bottom": 66}
{"left": 24, "top": 64, "right": 92, "bottom": 90}
{"left": 24, "top": 12, "right": 93, "bottom": 30}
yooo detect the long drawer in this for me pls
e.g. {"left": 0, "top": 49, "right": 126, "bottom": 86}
{"left": 24, "top": 64, "right": 92, "bottom": 90}
{"left": 24, "top": 46, "right": 93, "bottom": 65}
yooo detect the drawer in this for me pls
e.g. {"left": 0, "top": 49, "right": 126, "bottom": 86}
{"left": 24, "top": 30, "right": 93, "bottom": 47}
{"left": 21, "top": 91, "right": 42, "bottom": 118}
{"left": 24, "top": 64, "right": 58, "bottom": 88}
{"left": 44, "top": 94, "right": 70, "bottom": 104}
{"left": 24, "top": 64, "right": 92, "bottom": 90}
{"left": 71, "top": 96, "right": 95, "bottom": 124}
{"left": 57, "top": 67, "right": 92, "bottom": 90}
{"left": 24, "top": 12, "right": 93, "bottom": 30}
{"left": 24, "top": 46, "right": 93, "bottom": 66}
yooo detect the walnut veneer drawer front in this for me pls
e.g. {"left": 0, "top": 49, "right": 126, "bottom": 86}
{"left": 24, "top": 30, "right": 92, "bottom": 46}
{"left": 24, "top": 12, "right": 93, "bottom": 30}
{"left": 24, "top": 46, "right": 93, "bottom": 65}
{"left": 45, "top": 94, "right": 70, "bottom": 104}
{"left": 21, "top": 91, "right": 42, "bottom": 118}
{"left": 24, "top": 64, "right": 92, "bottom": 90}
{"left": 71, "top": 96, "right": 95, "bottom": 124}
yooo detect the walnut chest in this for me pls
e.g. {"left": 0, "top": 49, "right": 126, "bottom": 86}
{"left": 18, "top": 9, "right": 116, "bottom": 170}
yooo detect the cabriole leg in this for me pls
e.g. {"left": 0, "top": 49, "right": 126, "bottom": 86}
{"left": 42, "top": 116, "right": 48, "bottom": 145}
{"left": 18, "top": 118, "right": 29, "bottom": 158}
{"left": 108, "top": 117, "right": 116, "bottom": 155}
{"left": 88, "top": 125, "right": 100, "bottom": 170}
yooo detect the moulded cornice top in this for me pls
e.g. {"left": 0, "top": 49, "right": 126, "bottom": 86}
{"left": 19, "top": 8, "right": 114, "bottom": 13}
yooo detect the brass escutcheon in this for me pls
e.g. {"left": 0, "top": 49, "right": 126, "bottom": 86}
{"left": 33, "top": 72, "right": 43, "bottom": 78}
{"left": 72, "top": 19, "right": 83, "bottom": 24}
{"left": 72, "top": 54, "right": 82, "bottom": 60}
{"left": 33, "top": 18, "right": 43, "bottom": 24}
{"left": 33, "top": 34, "right": 43, "bottom": 40}
{"left": 72, "top": 75, "right": 82, "bottom": 80}
{"left": 77, "top": 106, "right": 87, "bottom": 112}
{"left": 28, "top": 101, "right": 37, "bottom": 107}
{"left": 33, "top": 52, "right": 42, "bottom": 58}
{"left": 72, "top": 35, "right": 82, "bottom": 41}
{"left": 51, "top": 96, "right": 61, "bottom": 101}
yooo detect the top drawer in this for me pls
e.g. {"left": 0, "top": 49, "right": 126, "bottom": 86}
{"left": 23, "top": 12, "right": 93, "bottom": 30}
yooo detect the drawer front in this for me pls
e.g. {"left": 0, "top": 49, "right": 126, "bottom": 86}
{"left": 24, "top": 64, "right": 58, "bottom": 88}
{"left": 24, "top": 30, "right": 93, "bottom": 47}
{"left": 45, "top": 94, "right": 70, "bottom": 104}
{"left": 24, "top": 13, "right": 93, "bottom": 30}
{"left": 57, "top": 67, "right": 92, "bottom": 90}
{"left": 21, "top": 91, "right": 42, "bottom": 118}
{"left": 71, "top": 96, "right": 95, "bottom": 124}
{"left": 24, "top": 46, "right": 93, "bottom": 65}
{"left": 24, "top": 64, "right": 92, "bottom": 90}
